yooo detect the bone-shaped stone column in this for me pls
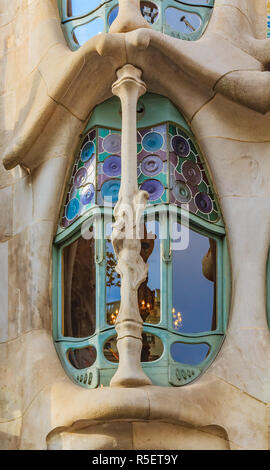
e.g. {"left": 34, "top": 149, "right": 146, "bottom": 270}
{"left": 110, "top": 65, "right": 152, "bottom": 387}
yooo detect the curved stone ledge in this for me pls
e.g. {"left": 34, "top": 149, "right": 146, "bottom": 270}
{"left": 1, "top": 0, "right": 269, "bottom": 171}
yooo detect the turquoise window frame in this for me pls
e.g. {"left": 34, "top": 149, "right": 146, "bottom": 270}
{"left": 53, "top": 204, "right": 230, "bottom": 388}
{"left": 52, "top": 93, "right": 231, "bottom": 388}
{"left": 58, "top": 0, "right": 215, "bottom": 50}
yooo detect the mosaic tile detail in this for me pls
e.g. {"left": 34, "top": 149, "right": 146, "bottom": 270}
{"left": 169, "top": 124, "right": 219, "bottom": 223}
{"left": 61, "top": 129, "right": 96, "bottom": 228}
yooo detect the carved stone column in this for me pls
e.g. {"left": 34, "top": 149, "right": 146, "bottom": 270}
{"left": 110, "top": 65, "right": 152, "bottom": 387}
{"left": 109, "top": 0, "right": 151, "bottom": 34}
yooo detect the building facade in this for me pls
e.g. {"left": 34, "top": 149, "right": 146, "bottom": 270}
{"left": 0, "top": 0, "right": 270, "bottom": 450}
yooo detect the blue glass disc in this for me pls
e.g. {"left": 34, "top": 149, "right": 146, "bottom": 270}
{"left": 81, "top": 141, "right": 95, "bottom": 162}
{"left": 142, "top": 132, "right": 163, "bottom": 152}
{"left": 66, "top": 198, "right": 80, "bottom": 220}
{"left": 101, "top": 179, "right": 120, "bottom": 204}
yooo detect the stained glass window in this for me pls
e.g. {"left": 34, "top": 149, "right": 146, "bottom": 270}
{"left": 60, "top": 122, "right": 220, "bottom": 228}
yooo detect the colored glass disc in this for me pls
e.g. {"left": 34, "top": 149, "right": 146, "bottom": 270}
{"left": 173, "top": 181, "right": 192, "bottom": 204}
{"left": 74, "top": 167, "right": 87, "bottom": 188}
{"left": 141, "top": 179, "right": 164, "bottom": 201}
{"left": 195, "top": 192, "right": 213, "bottom": 213}
{"left": 182, "top": 160, "right": 202, "bottom": 185}
{"left": 172, "top": 135, "right": 190, "bottom": 158}
{"left": 142, "top": 132, "right": 163, "bottom": 152}
{"left": 66, "top": 198, "right": 80, "bottom": 220}
{"left": 103, "top": 155, "right": 121, "bottom": 177}
{"left": 81, "top": 184, "right": 95, "bottom": 205}
{"left": 103, "top": 134, "right": 121, "bottom": 154}
{"left": 141, "top": 155, "right": 163, "bottom": 176}
{"left": 101, "top": 179, "right": 120, "bottom": 203}
{"left": 81, "top": 141, "right": 95, "bottom": 163}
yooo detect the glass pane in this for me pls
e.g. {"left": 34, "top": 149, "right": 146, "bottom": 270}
{"left": 165, "top": 7, "right": 201, "bottom": 34}
{"left": 106, "top": 238, "right": 121, "bottom": 325}
{"left": 141, "top": 332, "right": 163, "bottom": 362}
{"left": 140, "top": 1, "right": 159, "bottom": 24}
{"left": 170, "top": 342, "right": 209, "bottom": 366}
{"left": 108, "top": 6, "right": 119, "bottom": 26}
{"left": 103, "top": 336, "right": 119, "bottom": 362}
{"left": 138, "top": 220, "right": 161, "bottom": 324}
{"left": 73, "top": 17, "right": 104, "bottom": 46}
{"left": 172, "top": 225, "right": 217, "bottom": 333}
{"left": 67, "top": 0, "right": 102, "bottom": 17}
{"left": 67, "top": 346, "right": 97, "bottom": 369}
{"left": 103, "top": 333, "right": 163, "bottom": 362}
{"left": 63, "top": 234, "right": 96, "bottom": 337}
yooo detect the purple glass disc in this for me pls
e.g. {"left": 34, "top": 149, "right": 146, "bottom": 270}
{"left": 140, "top": 179, "right": 164, "bottom": 201}
{"left": 74, "top": 167, "right": 87, "bottom": 188}
{"left": 195, "top": 192, "right": 213, "bottom": 214}
{"left": 103, "top": 155, "right": 121, "bottom": 177}
{"left": 172, "top": 135, "right": 190, "bottom": 158}
{"left": 182, "top": 160, "right": 202, "bottom": 185}
{"left": 141, "top": 155, "right": 163, "bottom": 176}
{"left": 81, "top": 184, "right": 95, "bottom": 205}
{"left": 103, "top": 134, "right": 121, "bottom": 154}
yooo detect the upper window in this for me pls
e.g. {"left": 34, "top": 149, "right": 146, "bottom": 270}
{"left": 58, "top": 0, "right": 215, "bottom": 50}
{"left": 53, "top": 93, "right": 230, "bottom": 389}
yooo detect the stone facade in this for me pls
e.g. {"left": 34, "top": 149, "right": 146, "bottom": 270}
{"left": 0, "top": 0, "right": 270, "bottom": 450}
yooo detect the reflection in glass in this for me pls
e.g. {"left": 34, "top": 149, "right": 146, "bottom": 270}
{"left": 73, "top": 17, "right": 104, "bottom": 46}
{"left": 172, "top": 225, "right": 217, "bottom": 333}
{"left": 103, "top": 334, "right": 163, "bottom": 362}
{"left": 140, "top": 1, "right": 159, "bottom": 24}
{"left": 170, "top": 342, "right": 209, "bottom": 366}
{"left": 67, "top": 346, "right": 97, "bottom": 369}
{"left": 165, "top": 8, "right": 201, "bottom": 34}
{"left": 108, "top": 6, "right": 119, "bottom": 26}
{"left": 67, "top": 0, "right": 102, "bottom": 17}
{"left": 103, "top": 336, "right": 119, "bottom": 362}
{"left": 63, "top": 234, "right": 96, "bottom": 338}
{"left": 106, "top": 239, "right": 121, "bottom": 325}
{"left": 138, "top": 221, "right": 160, "bottom": 324}
{"left": 141, "top": 332, "right": 163, "bottom": 362}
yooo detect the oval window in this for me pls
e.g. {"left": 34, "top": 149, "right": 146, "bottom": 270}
{"left": 67, "top": 346, "right": 97, "bottom": 369}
